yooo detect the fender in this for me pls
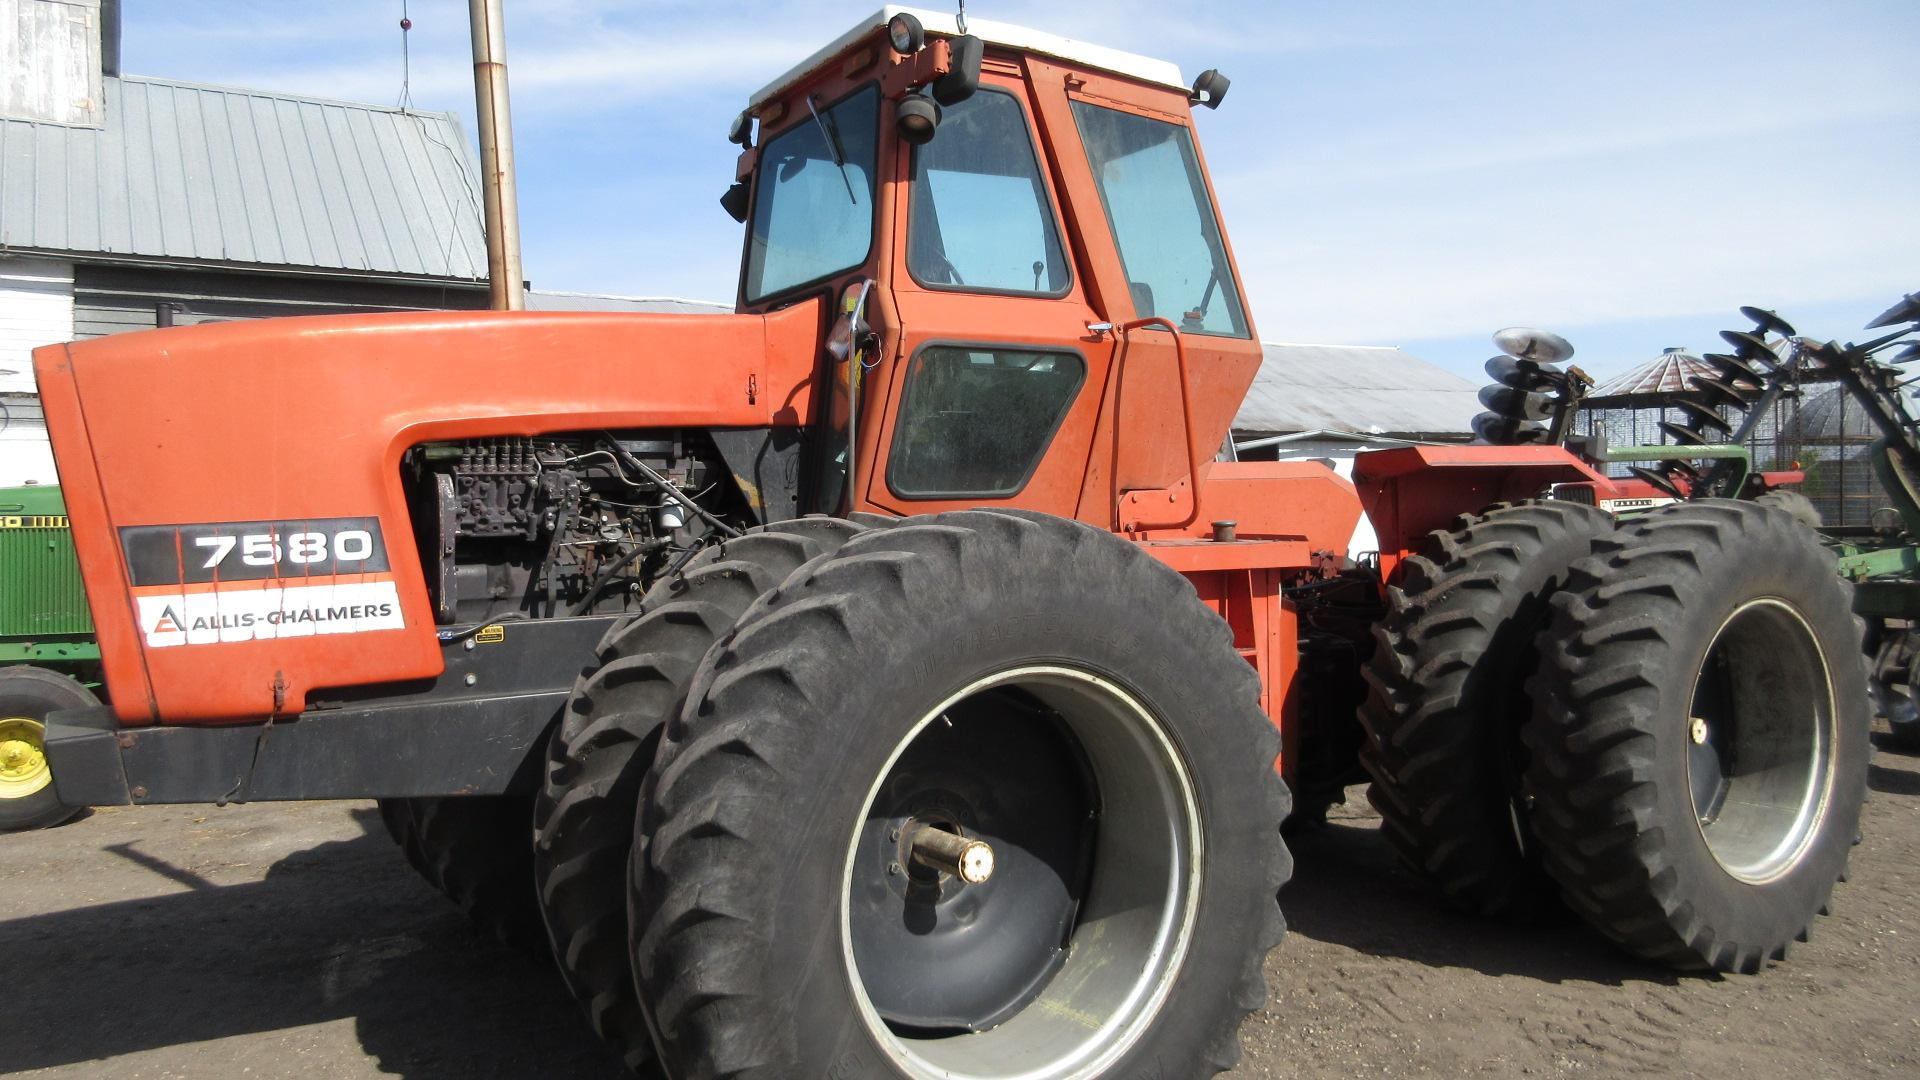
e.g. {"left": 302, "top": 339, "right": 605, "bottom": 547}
{"left": 1352, "top": 444, "right": 1614, "bottom": 582}
{"left": 35, "top": 303, "right": 824, "bottom": 724}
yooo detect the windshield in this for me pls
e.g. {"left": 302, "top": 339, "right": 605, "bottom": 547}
{"left": 1071, "top": 101, "right": 1248, "bottom": 338}
{"left": 909, "top": 89, "right": 1069, "bottom": 296}
{"left": 744, "top": 85, "right": 880, "bottom": 303}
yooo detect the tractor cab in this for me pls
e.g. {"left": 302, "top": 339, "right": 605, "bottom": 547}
{"left": 731, "top": 8, "right": 1260, "bottom": 533}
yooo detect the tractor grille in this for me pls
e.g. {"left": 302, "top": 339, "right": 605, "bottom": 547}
{"left": 0, "top": 518, "right": 93, "bottom": 638}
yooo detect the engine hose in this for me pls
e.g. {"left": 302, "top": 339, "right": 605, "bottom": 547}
{"left": 600, "top": 435, "right": 743, "bottom": 539}
{"left": 569, "top": 539, "right": 667, "bottom": 617}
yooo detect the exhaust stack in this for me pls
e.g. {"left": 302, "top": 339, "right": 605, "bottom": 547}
{"left": 469, "top": 0, "right": 525, "bottom": 311}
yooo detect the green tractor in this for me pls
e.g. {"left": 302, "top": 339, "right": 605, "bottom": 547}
{"left": 0, "top": 484, "right": 99, "bottom": 831}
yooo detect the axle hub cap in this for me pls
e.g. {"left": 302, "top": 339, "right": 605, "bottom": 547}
{"left": 0, "top": 718, "right": 52, "bottom": 800}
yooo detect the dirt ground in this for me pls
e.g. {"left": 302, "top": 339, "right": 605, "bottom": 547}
{"left": 3, "top": 732, "right": 1916, "bottom": 1079}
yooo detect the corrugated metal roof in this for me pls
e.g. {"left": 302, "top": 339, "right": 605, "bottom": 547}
{"left": 1588, "top": 347, "right": 1715, "bottom": 399}
{"left": 525, "top": 291, "right": 732, "bottom": 315}
{"left": 0, "top": 75, "right": 486, "bottom": 281}
{"left": 1233, "top": 343, "right": 1482, "bottom": 437}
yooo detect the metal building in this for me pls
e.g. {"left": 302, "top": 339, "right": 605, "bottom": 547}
{"left": 1, "top": 0, "right": 495, "bottom": 485}
{"left": 1231, "top": 342, "right": 1479, "bottom": 553}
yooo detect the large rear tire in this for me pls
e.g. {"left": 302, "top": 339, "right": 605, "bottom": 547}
{"left": 631, "top": 510, "right": 1289, "bottom": 1079}
{"left": 533, "top": 518, "right": 867, "bottom": 1073}
{"left": 0, "top": 666, "right": 93, "bottom": 833}
{"left": 375, "top": 795, "right": 543, "bottom": 949}
{"left": 1754, "top": 489, "right": 1823, "bottom": 530}
{"left": 1357, "top": 500, "right": 1613, "bottom": 915}
{"left": 1525, "top": 500, "right": 1871, "bottom": 971}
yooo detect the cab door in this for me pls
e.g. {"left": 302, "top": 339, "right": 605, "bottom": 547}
{"left": 855, "top": 63, "right": 1114, "bottom": 522}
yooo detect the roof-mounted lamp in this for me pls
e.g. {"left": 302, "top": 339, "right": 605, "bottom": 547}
{"left": 887, "top": 12, "right": 926, "bottom": 55}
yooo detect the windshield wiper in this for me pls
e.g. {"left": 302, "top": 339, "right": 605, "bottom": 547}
{"left": 807, "top": 94, "right": 858, "bottom": 205}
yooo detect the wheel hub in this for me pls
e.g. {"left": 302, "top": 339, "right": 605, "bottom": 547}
{"left": 1686, "top": 599, "right": 1836, "bottom": 883}
{"left": 848, "top": 693, "right": 1093, "bottom": 1033}
{"left": 842, "top": 665, "right": 1202, "bottom": 1080}
{"left": 0, "top": 717, "right": 52, "bottom": 800}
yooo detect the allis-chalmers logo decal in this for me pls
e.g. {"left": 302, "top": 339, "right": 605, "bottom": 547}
{"left": 118, "top": 517, "right": 405, "bottom": 648}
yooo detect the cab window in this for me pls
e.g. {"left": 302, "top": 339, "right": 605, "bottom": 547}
{"left": 1070, "top": 101, "right": 1248, "bottom": 337}
{"left": 744, "top": 85, "right": 880, "bottom": 302}
{"left": 908, "top": 90, "right": 1069, "bottom": 296}
{"left": 888, "top": 346, "right": 1086, "bottom": 497}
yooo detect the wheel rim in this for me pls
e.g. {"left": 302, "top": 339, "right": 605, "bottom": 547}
{"left": 0, "top": 717, "right": 52, "bottom": 800}
{"left": 1686, "top": 599, "right": 1837, "bottom": 884}
{"left": 842, "top": 665, "right": 1201, "bottom": 1079}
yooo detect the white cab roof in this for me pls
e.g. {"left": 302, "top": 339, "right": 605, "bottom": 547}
{"left": 748, "top": 6, "right": 1188, "bottom": 109}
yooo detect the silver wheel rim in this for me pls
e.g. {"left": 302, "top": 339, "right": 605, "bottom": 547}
{"left": 1687, "top": 598, "right": 1837, "bottom": 884}
{"left": 840, "top": 665, "right": 1202, "bottom": 1079}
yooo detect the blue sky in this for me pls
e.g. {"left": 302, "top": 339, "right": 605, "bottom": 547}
{"left": 124, "top": 1, "right": 1917, "bottom": 382}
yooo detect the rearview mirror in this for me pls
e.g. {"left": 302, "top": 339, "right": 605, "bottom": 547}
{"left": 933, "top": 35, "right": 983, "bottom": 106}
{"left": 720, "top": 181, "right": 750, "bottom": 223}
{"left": 1190, "top": 69, "right": 1230, "bottom": 109}
{"left": 826, "top": 280, "right": 874, "bottom": 363}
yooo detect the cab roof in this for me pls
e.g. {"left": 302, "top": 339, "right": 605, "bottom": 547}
{"left": 747, "top": 5, "right": 1188, "bottom": 109}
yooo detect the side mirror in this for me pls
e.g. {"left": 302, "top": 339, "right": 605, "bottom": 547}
{"left": 1190, "top": 68, "right": 1230, "bottom": 109}
{"left": 720, "top": 182, "right": 750, "bottom": 223}
{"left": 826, "top": 280, "right": 874, "bottom": 363}
{"left": 932, "top": 35, "right": 983, "bottom": 106}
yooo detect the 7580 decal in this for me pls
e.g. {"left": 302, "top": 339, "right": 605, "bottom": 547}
{"left": 190, "top": 528, "right": 376, "bottom": 570}
{"left": 121, "top": 517, "right": 391, "bottom": 586}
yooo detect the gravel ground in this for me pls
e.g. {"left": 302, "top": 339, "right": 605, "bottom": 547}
{"left": 2, "top": 728, "right": 1915, "bottom": 1079}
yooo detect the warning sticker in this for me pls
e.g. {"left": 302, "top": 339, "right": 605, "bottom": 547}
{"left": 134, "top": 577, "right": 405, "bottom": 648}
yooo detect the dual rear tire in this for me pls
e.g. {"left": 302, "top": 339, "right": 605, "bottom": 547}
{"left": 1362, "top": 498, "right": 1870, "bottom": 971}
{"left": 536, "top": 510, "right": 1289, "bottom": 1078}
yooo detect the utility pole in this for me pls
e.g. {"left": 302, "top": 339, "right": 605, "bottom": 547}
{"left": 469, "top": 0, "right": 525, "bottom": 310}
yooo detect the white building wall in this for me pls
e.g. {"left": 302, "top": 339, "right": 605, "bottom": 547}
{"left": 0, "top": 0, "right": 104, "bottom": 127}
{"left": 0, "top": 257, "right": 75, "bottom": 486}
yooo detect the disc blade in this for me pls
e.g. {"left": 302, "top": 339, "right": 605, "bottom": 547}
{"left": 1867, "top": 291, "right": 1920, "bottom": 329}
{"left": 1700, "top": 351, "right": 1765, "bottom": 383}
{"left": 1894, "top": 342, "right": 1920, "bottom": 364}
{"left": 1739, "top": 305, "right": 1796, "bottom": 338}
{"left": 1471, "top": 411, "right": 1546, "bottom": 445}
{"left": 1628, "top": 465, "right": 1686, "bottom": 500}
{"left": 1665, "top": 457, "right": 1702, "bottom": 483}
{"left": 1690, "top": 373, "right": 1757, "bottom": 410}
{"left": 1492, "top": 326, "right": 1575, "bottom": 365}
{"left": 1658, "top": 420, "right": 1709, "bottom": 446}
{"left": 1718, "top": 329, "right": 1777, "bottom": 363}
{"left": 1673, "top": 399, "right": 1733, "bottom": 435}
{"left": 1479, "top": 383, "right": 1554, "bottom": 421}
{"left": 1484, "top": 354, "right": 1563, "bottom": 391}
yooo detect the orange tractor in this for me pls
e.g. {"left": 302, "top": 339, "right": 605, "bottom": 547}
{"left": 31, "top": 8, "right": 1870, "bottom": 1078}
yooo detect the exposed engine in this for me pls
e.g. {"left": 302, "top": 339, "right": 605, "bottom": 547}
{"left": 402, "top": 431, "right": 751, "bottom": 623}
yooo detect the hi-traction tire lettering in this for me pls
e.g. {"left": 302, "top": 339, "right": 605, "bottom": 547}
{"left": 532, "top": 516, "right": 874, "bottom": 1075}
{"left": 630, "top": 510, "right": 1289, "bottom": 1079}
{"left": 1524, "top": 500, "right": 1872, "bottom": 971}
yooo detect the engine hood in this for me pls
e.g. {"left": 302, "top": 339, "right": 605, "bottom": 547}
{"left": 34, "top": 301, "right": 825, "bottom": 723}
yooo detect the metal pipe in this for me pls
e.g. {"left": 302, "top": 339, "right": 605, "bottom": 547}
{"left": 469, "top": 0, "right": 525, "bottom": 311}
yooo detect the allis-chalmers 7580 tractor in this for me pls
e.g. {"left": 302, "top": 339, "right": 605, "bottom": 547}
{"left": 27, "top": 8, "right": 1871, "bottom": 1078}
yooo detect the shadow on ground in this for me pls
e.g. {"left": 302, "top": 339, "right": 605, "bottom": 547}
{"left": 0, "top": 807, "right": 624, "bottom": 1079}
{"left": 1281, "top": 810, "right": 1684, "bottom": 989}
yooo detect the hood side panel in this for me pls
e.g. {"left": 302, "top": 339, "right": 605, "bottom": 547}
{"left": 35, "top": 305, "right": 822, "bottom": 724}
